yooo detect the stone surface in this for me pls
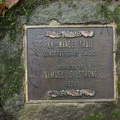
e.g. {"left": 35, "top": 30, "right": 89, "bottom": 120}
{"left": 1, "top": 0, "right": 119, "bottom": 120}
{"left": 3, "top": 92, "right": 24, "bottom": 119}
{"left": 18, "top": 103, "right": 104, "bottom": 120}
{"left": 28, "top": 0, "right": 107, "bottom": 25}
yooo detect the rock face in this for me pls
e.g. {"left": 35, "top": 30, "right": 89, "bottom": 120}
{"left": 1, "top": 0, "right": 119, "bottom": 120}
{"left": 3, "top": 92, "right": 24, "bottom": 119}
{"left": 18, "top": 103, "right": 103, "bottom": 120}
{"left": 28, "top": 0, "right": 106, "bottom": 25}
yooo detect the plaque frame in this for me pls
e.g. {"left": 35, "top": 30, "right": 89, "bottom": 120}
{"left": 23, "top": 24, "right": 117, "bottom": 104}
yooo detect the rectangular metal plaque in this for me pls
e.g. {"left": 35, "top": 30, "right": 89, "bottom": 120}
{"left": 24, "top": 25, "right": 117, "bottom": 103}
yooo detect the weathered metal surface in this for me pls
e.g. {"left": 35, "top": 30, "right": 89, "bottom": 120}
{"left": 24, "top": 25, "right": 117, "bottom": 103}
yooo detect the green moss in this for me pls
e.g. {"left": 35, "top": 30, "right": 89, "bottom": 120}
{"left": 112, "top": 104, "right": 120, "bottom": 120}
{"left": 0, "top": 41, "right": 24, "bottom": 104}
{"left": 0, "top": 0, "right": 58, "bottom": 104}
{"left": 113, "top": 7, "right": 120, "bottom": 35}
{"left": 98, "top": 1, "right": 113, "bottom": 22}
{"left": 82, "top": 104, "right": 120, "bottom": 120}
{"left": 0, "top": 0, "right": 80, "bottom": 106}
{"left": 0, "top": 0, "right": 1, "bottom": 2}
{"left": 0, "top": 5, "right": 23, "bottom": 104}
{"left": 0, "top": 0, "right": 120, "bottom": 119}
{"left": 83, "top": 112, "right": 106, "bottom": 120}
{"left": 0, "top": 0, "right": 53, "bottom": 38}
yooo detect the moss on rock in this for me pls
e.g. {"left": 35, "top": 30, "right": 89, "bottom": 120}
{"left": 0, "top": 0, "right": 120, "bottom": 120}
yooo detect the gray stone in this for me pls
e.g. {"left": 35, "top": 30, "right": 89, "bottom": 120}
{"left": 17, "top": 15, "right": 27, "bottom": 26}
{"left": 0, "top": 33, "right": 19, "bottom": 58}
{"left": 3, "top": 92, "right": 24, "bottom": 119}
{"left": 28, "top": 0, "right": 115, "bottom": 25}
{"left": 108, "top": 4, "right": 117, "bottom": 12}
{"left": 1, "top": 0, "right": 119, "bottom": 120}
{"left": 18, "top": 103, "right": 105, "bottom": 120}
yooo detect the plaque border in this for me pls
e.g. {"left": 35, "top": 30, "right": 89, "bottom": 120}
{"left": 23, "top": 24, "right": 118, "bottom": 104}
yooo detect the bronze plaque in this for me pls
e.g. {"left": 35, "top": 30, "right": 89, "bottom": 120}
{"left": 24, "top": 25, "right": 117, "bottom": 103}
